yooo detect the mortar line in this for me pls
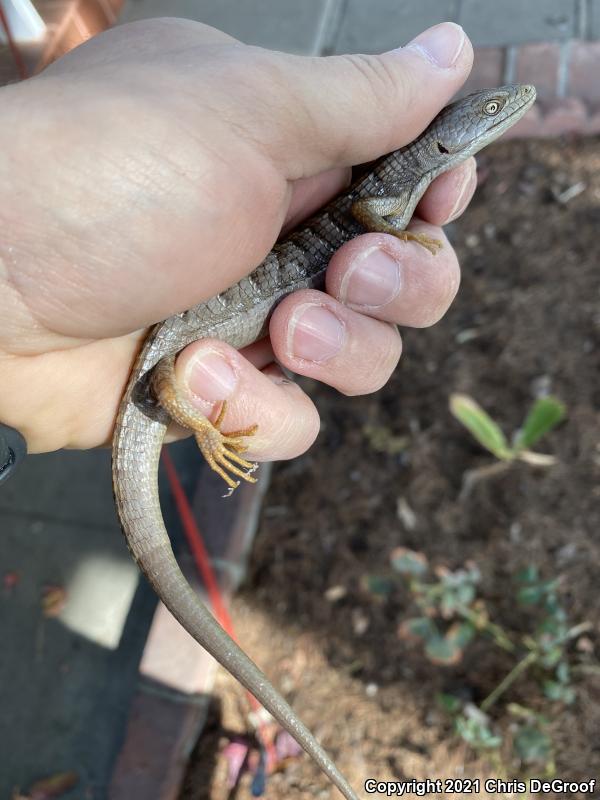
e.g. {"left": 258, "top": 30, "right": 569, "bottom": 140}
{"left": 557, "top": 38, "right": 572, "bottom": 97}
{"left": 311, "top": 0, "right": 346, "bottom": 55}
{"left": 503, "top": 44, "right": 517, "bottom": 84}
{"left": 576, "top": 0, "right": 588, "bottom": 39}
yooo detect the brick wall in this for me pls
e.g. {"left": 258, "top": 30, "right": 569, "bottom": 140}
{"left": 6, "top": 0, "right": 600, "bottom": 135}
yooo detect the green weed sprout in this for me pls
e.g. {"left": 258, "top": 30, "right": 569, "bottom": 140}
{"left": 449, "top": 394, "right": 566, "bottom": 496}
{"left": 450, "top": 394, "right": 565, "bottom": 464}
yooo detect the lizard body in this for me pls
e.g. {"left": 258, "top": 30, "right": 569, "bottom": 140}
{"left": 112, "top": 84, "right": 535, "bottom": 800}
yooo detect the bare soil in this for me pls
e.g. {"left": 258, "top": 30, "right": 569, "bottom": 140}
{"left": 182, "top": 137, "right": 600, "bottom": 800}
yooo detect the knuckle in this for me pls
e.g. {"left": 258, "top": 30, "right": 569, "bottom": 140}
{"left": 342, "top": 53, "right": 404, "bottom": 105}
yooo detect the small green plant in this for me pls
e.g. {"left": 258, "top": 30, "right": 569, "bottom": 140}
{"left": 449, "top": 395, "right": 566, "bottom": 496}
{"left": 450, "top": 394, "right": 565, "bottom": 465}
{"left": 508, "top": 705, "right": 554, "bottom": 770}
{"left": 365, "top": 550, "right": 590, "bottom": 775}
{"left": 393, "top": 548, "right": 511, "bottom": 664}
{"left": 362, "top": 423, "right": 409, "bottom": 456}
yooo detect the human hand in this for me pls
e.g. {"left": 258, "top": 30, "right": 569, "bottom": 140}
{"left": 0, "top": 18, "right": 474, "bottom": 456}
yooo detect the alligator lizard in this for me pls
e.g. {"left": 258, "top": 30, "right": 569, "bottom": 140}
{"left": 112, "top": 84, "right": 536, "bottom": 799}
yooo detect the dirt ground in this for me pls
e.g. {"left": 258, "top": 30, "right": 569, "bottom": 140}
{"left": 181, "top": 136, "right": 600, "bottom": 799}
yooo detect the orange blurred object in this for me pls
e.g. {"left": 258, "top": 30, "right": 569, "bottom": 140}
{"left": 0, "top": 0, "right": 124, "bottom": 83}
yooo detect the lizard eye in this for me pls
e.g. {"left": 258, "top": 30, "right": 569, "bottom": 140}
{"left": 484, "top": 99, "right": 503, "bottom": 115}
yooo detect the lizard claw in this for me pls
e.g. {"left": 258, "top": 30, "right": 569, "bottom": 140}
{"left": 196, "top": 401, "right": 259, "bottom": 491}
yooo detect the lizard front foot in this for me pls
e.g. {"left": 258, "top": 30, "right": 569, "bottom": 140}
{"left": 152, "top": 356, "right": 259, "bottom": 492}
{"left": 351, "top": 197, "right": 443, "bottom": 255}
{"left": 392, "top": 229, "right": 443, "bottom": 255}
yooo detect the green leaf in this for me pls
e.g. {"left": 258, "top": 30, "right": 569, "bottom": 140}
{"left": 390, "top": 547, "right": 428, "bottom": 576}
{"left": 513, "top": 724, "right": 552, "bottom": 764}
{"left": 398, "top": 616, "right": 438, "bottom": 643}
{"left": 455, "top": 714, "right": 502, "bottom": 750}
{"left": 449, "top": 394, "right": 512, "bottom": 459}
{"left": 538, "top": 612, "right": 567, "bottom": 640}
{"left": 447, "top": 622, "right": 476, "bottom": 649}
{"left": 542, "top": 592, "right": 562, "bottom": 616}
{"left": 361, "top": 574, "right": 395, "bottom": 596}
{"left": 425, "top": 634, "right": 463, "bottom": 665}
{"left": 514, "top": 397, "right": 566, "bottom": 451}
{"left": 440, "top": 592, "right": 459, "bottom": 617}
{"left": 539, "top": 646, "right": 563, "bottom": 669}
{"left": 516, "top": 565, "right": 539, "bottom": 584}
{"left": 517, "top": 576, "right": 559, "bottom": 607}
{"left": 517, "top": 585, "right": 545, "bottom": 606}
{"left": 556, "top": 660, "right": 570, "bottom": 684}
{"left": 543, "top": 681, "right": 576, "bottom": 704}
{"left": 456, "top": 582, "right": 476, "bottom": 606}
{"left": 437, "top": 692, "right": 462, "bottom": 714}
{"left": 543, "top": 680, "right": 564, "bottom": 701}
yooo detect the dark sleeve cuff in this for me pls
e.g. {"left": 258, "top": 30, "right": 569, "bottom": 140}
{"left": 0, "top": 423, "right": 27, "bottom": 484}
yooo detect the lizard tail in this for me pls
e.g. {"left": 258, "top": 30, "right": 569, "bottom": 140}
{"left": 112, "top": 400, "right": 360, "bottom": 800}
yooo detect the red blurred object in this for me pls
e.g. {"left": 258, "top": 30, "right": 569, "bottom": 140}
{"left": 3, "top": 570, "right": 20, "bottom": 592}
{"left": 161, "top": 449, "right": 278, "bottom": 772}
{"left": 161, "top": 449, "right": 233, "bottom": 633}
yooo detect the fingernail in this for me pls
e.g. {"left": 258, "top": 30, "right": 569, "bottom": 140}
{"left": 446, "top": 161, "right": 477, "bottom": 222}
{"left": 185, "top": 350, "right": 238, "bottom": 402}
{"left": 289, "top": 304, "right": 345, "bottom": 363}
{"left": 341, "top": 246, "right": 401, "bottom": 308}
{"left": 405, "top": 22, "right": 465, "bottom": 68}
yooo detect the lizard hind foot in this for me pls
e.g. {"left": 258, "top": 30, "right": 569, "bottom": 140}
{"left": 151, "top": 356, "right": 259, "bottom": 493}
{"left": 196, "top": 400, "right": 259, "bottom": 491}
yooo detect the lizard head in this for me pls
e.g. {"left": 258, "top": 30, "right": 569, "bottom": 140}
{"left": 423, "top": 84, "right": 536, "bottom": 165}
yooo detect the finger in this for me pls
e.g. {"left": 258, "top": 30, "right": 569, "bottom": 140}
{"left": 283, "top": 167, "right": 351, "bottom": 233}
{"left": 164, "top": 336, "right": 278, "bottom": 444}
{"left": 172, "top": 339, "right": 320, "bottom": 460}
{"left": 269, "top": 289, "right": 401, "bottom": 396}
{"left": 239, "top": 336, "right": 276, "bottom": 370}
{"left": 416, "top": 157, "right": 477, "bottom": 225}
{"left": 326, "top": 224, "right": 460, "bottom": 328}
{"left": 259, "top": 22, "right": 473, "bottom": 178}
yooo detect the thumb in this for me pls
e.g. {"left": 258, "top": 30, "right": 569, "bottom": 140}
{"left": 257, "top": 22, "right": 473, "bottom": 179}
